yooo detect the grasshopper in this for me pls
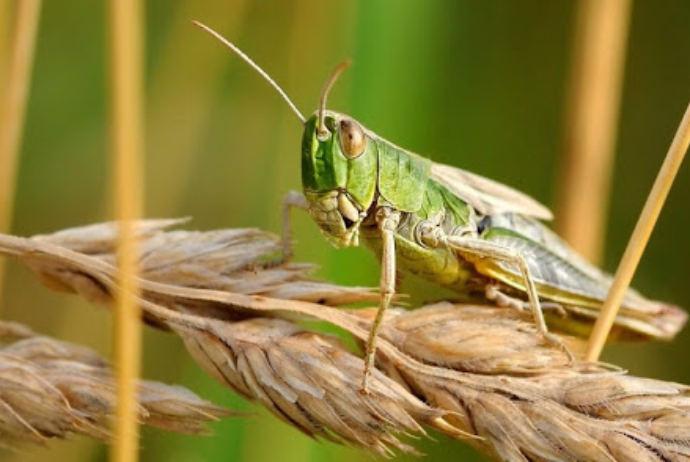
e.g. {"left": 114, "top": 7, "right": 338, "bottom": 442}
{"left": 195, "top": 22, "right": 687, "bottom": 391}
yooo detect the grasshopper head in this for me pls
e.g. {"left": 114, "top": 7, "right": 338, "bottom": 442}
{"left": 301, "top": 110, "right": 378, "bottom": 247}
{"left": 192, "top": 24, "right": 377, "bottom": 246}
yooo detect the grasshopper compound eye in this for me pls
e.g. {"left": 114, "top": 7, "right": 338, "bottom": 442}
{"left": 339, "top": 118, "right": 366, "bottom": 159}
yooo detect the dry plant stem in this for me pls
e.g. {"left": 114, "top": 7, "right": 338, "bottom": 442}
{"left": 0, "top": 3, "right": 10, "bottom": 77}
{"left": 109, "top": 0, "right": 145, "bottom": 461}
{"left": 556, "top": 0, "right": 631, "bottom": 264}
{"left": 3, "top": 222, "right": 690, "bottom": 459}
{"left": 586, "top": 99, "right": 690, "bottom": 362}
{"left": 0, "top": 0, "right": 42, "bottom": 307}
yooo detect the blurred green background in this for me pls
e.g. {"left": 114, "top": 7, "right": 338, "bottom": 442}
{"left": 2, "top": 1, "right": 690, "bottom": 461}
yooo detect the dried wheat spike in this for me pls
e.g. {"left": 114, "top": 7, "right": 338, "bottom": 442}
{"left": 172, "top": 316, "right": 447, "bottom": 456}
{"left": 1, "top": 221, "right": 689, "bottom": 460}
{"left": 32, "top": 219, "right": 379, "bottom": 306}
{"left": 0, "top": 320, "right": 232, "bottom": 449}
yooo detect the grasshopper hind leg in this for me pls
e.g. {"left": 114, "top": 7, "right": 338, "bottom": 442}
{"left": 441, "top": 233, "right": 576, "bottom": 363}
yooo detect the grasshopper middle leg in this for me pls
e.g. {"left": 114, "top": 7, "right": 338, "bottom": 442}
{"left": 485, "top": 284, "right": 567, "bottom": 316}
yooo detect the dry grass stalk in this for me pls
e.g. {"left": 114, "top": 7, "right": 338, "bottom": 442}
{"left": 0, "top": 0, "right": 42, "bottom": 306}
{"left": 1, "top": 220, "right": 690, "bottom": 460}
{"left": 586, "top": 99, "right": 690, "bottom": 362}
{"left": 108, "top": 0, "right": 145, "bottom": 459}
{"left": 556, "top": 0, "right": 631, "bottom": 264}
{"left": 0, "top": 320, "right": 231, "bottom": 450}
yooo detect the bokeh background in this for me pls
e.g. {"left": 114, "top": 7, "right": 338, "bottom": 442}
{"left": 1, "top": 1, "right": 690, "bottom": 461}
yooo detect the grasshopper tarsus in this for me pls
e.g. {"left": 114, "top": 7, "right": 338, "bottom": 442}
{"left": 543, "top": 331, "right": 577, "bottom": 364}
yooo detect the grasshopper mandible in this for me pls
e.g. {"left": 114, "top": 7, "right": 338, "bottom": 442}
{"left": 195, "top": 22, "right": 687, "bottom": 391}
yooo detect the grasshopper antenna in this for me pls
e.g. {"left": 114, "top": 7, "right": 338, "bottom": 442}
{"left": 317, "top": 60, "right": 351, "bottom": 138}
{"left": 192, "top": 21, "right": 306, "bottom": 124}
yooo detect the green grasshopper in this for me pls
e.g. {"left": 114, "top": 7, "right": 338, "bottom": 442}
{"left": 195, "top": 22, "right": 687, "bottom": 391}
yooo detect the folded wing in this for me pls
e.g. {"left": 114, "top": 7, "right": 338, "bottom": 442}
{"left": 431, "top": 163, "right": 553, "bottom": 220}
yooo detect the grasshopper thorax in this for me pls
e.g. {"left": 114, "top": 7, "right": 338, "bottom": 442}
{"left": 301, "top": 110, "right": 378, "bottom": 247}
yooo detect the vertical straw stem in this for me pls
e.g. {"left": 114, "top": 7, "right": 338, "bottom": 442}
{"left": 0, "top": 0, "right": 42, "bottom": 309}
{"left": 555, "top": 0, "right": 631, "bottom": 264}
{"left": 109, "top": 0, "right": 144, "bottom": 461}
{"left": 585, "top": 100, "right": 690, "bottom": 362}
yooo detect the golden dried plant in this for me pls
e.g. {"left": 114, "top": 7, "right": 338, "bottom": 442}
{"left": 1, "top": 220, "right": 689, "bottom": 460}
{"left": 0, "top": 319, "right": 230, "bottom": 449}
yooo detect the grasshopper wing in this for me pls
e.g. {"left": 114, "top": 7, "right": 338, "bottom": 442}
{"left": 471, "top": 217, "right": 687, "bottom": 340}
{"left": 431, "top": 163, "right": 553, "bottom": 220}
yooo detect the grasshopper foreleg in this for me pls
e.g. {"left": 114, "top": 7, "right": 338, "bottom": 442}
{"left": 442, "top": 234, "right": 575, "bottom": 362}
{"left": 361, "top": 207, "right": 400, "bottom": 394}
{"left": 281, "top": 190, "right": 309, "bottom": 261}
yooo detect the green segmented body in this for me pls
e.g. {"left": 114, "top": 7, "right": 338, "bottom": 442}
{"left": 359, "top": 176, "right": 477, "bottom": 291}
{"left": 302, "top": 111, "right": 687, "bottom": 342}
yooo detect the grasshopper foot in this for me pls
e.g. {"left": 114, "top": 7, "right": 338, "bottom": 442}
{"left": 542, "top": 331, "right": 576, "bottom": 364}
{"left": 281, "top": 190, "right": 309, "bottom": 263}
{"left": 359, "top": 350, "right": 375, "bottom": 395}
{"left": 280, "top": 241, "right": 294, "bottom": 264}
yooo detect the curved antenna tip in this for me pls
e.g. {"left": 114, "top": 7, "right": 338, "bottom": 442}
{"left": 317, "top": 60, "right": 352, "bottom": 137}
{"left": 193, "top": 20, "right": 306, "bottom": 124}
